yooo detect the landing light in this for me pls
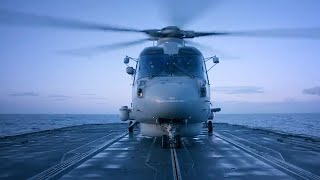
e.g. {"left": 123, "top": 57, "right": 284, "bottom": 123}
{"left": 126, "top": 67, "right": 135, "bottom": 75}
{"left": 137, "top": 88, "right": 143, "bottom": 98}
{"left": 213, "top": 56, "right": 219, "bottom": 64}
{"left": 124, "top": 56, "right": 130, "bottom": 64}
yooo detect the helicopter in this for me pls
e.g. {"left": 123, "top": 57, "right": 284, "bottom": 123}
{"left": 1, "top": 3, "right": 319, "bottom": 148}
{"left": 118, "top": 26, "right": 223, "bottom": 148}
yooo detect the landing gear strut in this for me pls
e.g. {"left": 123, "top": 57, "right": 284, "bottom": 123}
{"left": 208, "top": 121, "right": 213, "bottom": 133}
{"left": 161, "top": 124, "right": 182, "bottom": 149}
{"left": 128, "top": 121, "right": 134, "bottom": 133}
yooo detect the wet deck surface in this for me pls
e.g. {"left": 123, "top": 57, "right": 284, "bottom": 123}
{"left": 0, "top": 123, "right": 319, "bottom": 180}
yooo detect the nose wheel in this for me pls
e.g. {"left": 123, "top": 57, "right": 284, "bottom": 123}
{"left": 161, "top": 135, "right": 182, "bottom": 148}
{"left": 161, "top": 123, "right": 182, "bottom": 148}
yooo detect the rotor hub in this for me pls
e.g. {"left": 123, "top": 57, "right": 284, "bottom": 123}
{"left": 159, "top": 26, "right": 186, "bottom": 38}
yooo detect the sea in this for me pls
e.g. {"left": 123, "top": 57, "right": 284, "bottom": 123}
{"left": 0, "top": 114, "right": 319, "bottom": 138}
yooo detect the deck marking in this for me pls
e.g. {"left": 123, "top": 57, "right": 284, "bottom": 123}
{"left": 214, "top": 132, "right": 320, "bottom": 180}
{"left": 145, "top": 137, "right": 157, "bottom": 163}
{"left": 60, "top": 131, "right": 114, "bottom": 162}
{"left": 181, "top": 142, "right": 197, "bottom": 176}
{"left": 28, "top": 132, "right": 128, "bottom": 180}
{"left": 145, "top": 137, "right": 158, "bottom": 180}
{"left": 221, "top": 131, "right": 285, "bottom": 161}
{"left": 145, "top": 163, "right": 158, "bottom": 180}
{"left": 171, "top": 144, "right": 182, "bottom": 180}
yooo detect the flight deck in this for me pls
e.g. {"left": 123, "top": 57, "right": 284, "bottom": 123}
{"left": 0, "top": 123, "right": 319, "bottom": 180}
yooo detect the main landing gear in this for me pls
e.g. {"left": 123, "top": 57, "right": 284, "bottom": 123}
{"left": 208, "top": 121, "right": 213, "bottom": 133}
{"left": 128, "top": 121, "right": 134, "bottom": 133}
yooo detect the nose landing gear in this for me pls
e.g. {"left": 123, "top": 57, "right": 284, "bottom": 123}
{"left": 161, "top": 124, "right": 182, "bottom": 148}
{"left": 161, "top": 135, "right": 182, "bottom": 148}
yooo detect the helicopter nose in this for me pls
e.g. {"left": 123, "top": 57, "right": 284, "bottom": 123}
{"left": 137, "top": 78, "right": 209, "bottom": 121}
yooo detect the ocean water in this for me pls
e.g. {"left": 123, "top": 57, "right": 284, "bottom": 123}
{"left": 0, "top": 114, "right": 319, "bottom": 138}
{"left": 215, "top": 113, "right": 320, "bottom": 138}
{"left": 0, "top": 114, "right": 121, "bottom": 137}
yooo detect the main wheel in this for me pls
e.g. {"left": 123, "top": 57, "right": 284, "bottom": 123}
{"left": 128, "top": 121, "right": 134, "bottom": 133}
{"left": 162, "top": 135, "right": 169, "bottom": 148}
{"left": 175, "top": 135, "right": 182, "bottom": 148}
{"left": 208, "top": 121, "right": 213, "bottom": 133}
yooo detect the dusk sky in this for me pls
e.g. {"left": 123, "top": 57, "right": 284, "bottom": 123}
{"left": 0, "top": 0, "right": 320, "bottom": 114}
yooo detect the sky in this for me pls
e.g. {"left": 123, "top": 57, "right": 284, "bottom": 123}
{"left": 0, "top": 0, "right": 320, "bottom": 114}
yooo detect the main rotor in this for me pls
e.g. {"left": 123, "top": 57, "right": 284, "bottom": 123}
{"left": 0, "top": 1, "right": 319, "bottom": 54}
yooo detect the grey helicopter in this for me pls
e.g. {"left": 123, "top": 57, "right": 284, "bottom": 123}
{"left": 118, "top": 27, "right": 222, "bottom": 148}
{"left": 1, "top": 5, "right": 319, "bottom": 148}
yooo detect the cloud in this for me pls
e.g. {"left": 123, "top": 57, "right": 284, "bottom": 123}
{"left": 212, "top": 86, "right": 264, "bottom": 94}
{"left": 303, "top": 86, "right": 320, "bottom": 96}
{"left": 48, "top": 94, "right": 72, "bottom": 101}
{"left": 96, "top": 102, "right": 108, "bottom": 105}
{"left": 80, "top": 93, "right": 97, "bottom": 96}
{"left": 9, "top": 92, "right": 39, "bottom": 97}
{"left": 80, "top": 93, "right": 108, "bottom": 100}
{"left": 87, "top": 97, "right": 108, "bottom": 100}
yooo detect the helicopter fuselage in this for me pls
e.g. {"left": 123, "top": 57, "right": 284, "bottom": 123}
{"left": 120, "top": 41, "right": 214, "bottom": 137}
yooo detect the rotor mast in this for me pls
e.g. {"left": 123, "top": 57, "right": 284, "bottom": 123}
{"left": 157, "top": 37, "right": 184, "bottom": 55}
{"left": 155, "top": 26, "right": 185, "bottom": 54}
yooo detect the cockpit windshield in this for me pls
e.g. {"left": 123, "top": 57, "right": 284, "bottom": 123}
{"left": 137, "top": 54, "right": 170, "bottom": 78}
{"left": 136, "top": 54, "right": 205, "bottom": 79}
{"left": 171, "top": 54, "right": 203, "bottom": 77}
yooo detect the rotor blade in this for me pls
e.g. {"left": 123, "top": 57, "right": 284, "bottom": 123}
{"left": 185, "top": 40, "right": 239, "bottom": 60}
{"left": 159, "top": 0, "right": 216, "bottom": 28}
{"left": 57, "top": 38, "right": 150, "bottom": 56}
{"left": 0, "top": 9, "right": 143, "bottom": 33}
{"left": 193, "top": 27, "right": 320, "bottom": 39}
